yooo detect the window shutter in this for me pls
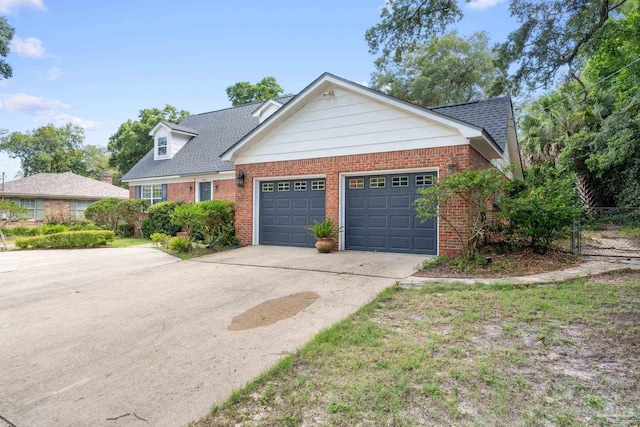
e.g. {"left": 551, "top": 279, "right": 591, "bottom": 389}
{"left": 134, "top": 186, "right": 141, "bottom": 199}
{"left": 161, "top": 184, "right": 167, "bottom": 201}
{"left": 35, "top": 199, "right": 45, "bottom": 221}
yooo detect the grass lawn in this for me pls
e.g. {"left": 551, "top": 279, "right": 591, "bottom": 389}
{"left": 108, "top": 237, "right": 151, "bottom": 248}
{"left": 196, "top": 270, "right": 640, "bottom": 426}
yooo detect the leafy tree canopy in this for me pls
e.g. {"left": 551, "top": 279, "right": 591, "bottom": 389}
{"left": 0, "top": 17, "right": 14, "bottom": 80}
{"left": 366, "top": 0, "right": 630, "bottom": 93}
{"left": 107, "top": 105, "right": 189, "bottom": 180}
{"left": 371, "top": 31, "right": 500, "bottom": 106}
{"left": 225, "top": 77, "right": 285, "bottom": 106}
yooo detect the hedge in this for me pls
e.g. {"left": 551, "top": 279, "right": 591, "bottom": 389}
{"left": 15, "top": 230, "right": 115, "bottom": 249}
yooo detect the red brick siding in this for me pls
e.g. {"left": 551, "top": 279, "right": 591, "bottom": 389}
{"left": 214, "top": 179, "right": 236, "bottom": 201}
{"left": 235, "top": 145, "right": 479, "bottom": 256}
{"left": 166, "top": 182, "right": 195, "bottom": 203}
{"left": 470, "top": 146, "right": 494, "bottom": 170}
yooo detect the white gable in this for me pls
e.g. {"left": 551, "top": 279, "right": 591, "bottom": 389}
{"left": 231, "top": 86, "right": 471, "bottom": 165}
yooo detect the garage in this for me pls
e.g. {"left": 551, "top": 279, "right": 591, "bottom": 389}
{"left": 344, "top": 172, "right": 437, "bottom": 255}
{"left": 259, "top": 178, "right": 326, "bottom": 247}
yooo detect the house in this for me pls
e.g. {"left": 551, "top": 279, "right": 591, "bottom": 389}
{"left": 124, "top": 73, "right": 522, "bottom": 256}
{"left": 0, "top": 171, "right": 129, "bottom": 226}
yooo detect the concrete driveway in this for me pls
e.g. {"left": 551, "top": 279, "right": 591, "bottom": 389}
{"left": 0, "top": 246, "right": 425, "bottom": 427}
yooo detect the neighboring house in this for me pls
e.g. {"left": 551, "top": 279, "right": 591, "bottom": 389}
{"left": 0, "top": 171, "right": 129, "bottom": 226}
{"left": 124, "top": 73, "right": 522, "bottom": 256}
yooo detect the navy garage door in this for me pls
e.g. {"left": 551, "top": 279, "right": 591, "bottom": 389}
{"left": 345, "top": 172, "right": 437, "bottom": 254}
{"left": 259, "top": 178, "right": 326, "bottom": 247}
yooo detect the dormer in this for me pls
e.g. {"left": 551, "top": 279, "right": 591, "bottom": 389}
{"left": 252, "top": 99, "right": 283, "bottom": 124}
{"left": 149, "top": 121, "right": 198, "bottom": 161}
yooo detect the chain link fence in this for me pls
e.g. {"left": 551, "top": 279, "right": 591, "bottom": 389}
{"left": 568, "top": 208, "right": 640, "bottom": 258}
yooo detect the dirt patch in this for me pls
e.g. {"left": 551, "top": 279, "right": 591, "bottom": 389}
{"left": 582, "top": 226, "right": 640, "bottom": 257}
{"left": 228, "top": 292, "right": 320, "bottom": 331}
{"left": 414, "top": 247, "right": 580, "bottom": 278}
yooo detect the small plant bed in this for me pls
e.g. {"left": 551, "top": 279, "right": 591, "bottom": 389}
{"left": 108, "top": 237, "right": 151, "bottom": 248}
{"left": 415, "top": 247, "right": 580, "bottom": 278}
{"left": 161, "top": 245, "right": 227, "bottom": 261}
{"left": 194, "top": 271, "right": 640, "bottom": 426}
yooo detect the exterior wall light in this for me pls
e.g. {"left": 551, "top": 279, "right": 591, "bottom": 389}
{"left": 236, "top": 170, "right": 245, "bottom": 188}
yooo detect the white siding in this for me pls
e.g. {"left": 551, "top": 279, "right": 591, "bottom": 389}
{"left": 234, "top": 87, "right": 469, "bottom": 164}
{"left": 170, "top": 133, "right": 191, "bottom": 157}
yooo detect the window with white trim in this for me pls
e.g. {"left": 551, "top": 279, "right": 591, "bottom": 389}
{"left": 294, "top": 181, "right": 307, "bottom": 191}
{"left": 70, "top": 200, "right": 95, "bottom": 219}
{"left": 19, "top": 198, "right": 36, "bottom": 219}
{"left": 262, "top": 183, "right": 274, "bottom": 192}
{"left": 370, "top": 177, "right": 386, "bottom": 188}
{"left": 416, "top": 175, "right": 434, "bottom": 187}
{"left": 278, "top": 182, "right": 290, "bottom": 192}
{"left": 311, "top": 180, "right": 325, "bottom": 190}
{"left": 392, "top": 176, "right": 409, "bottom": 187}
{"left": 157, "top": 137, "right": 168, "bottom": 156}
{"left": 349, "top": 178, "right": 364, "bottom": 189}
{"left": 142, "top": 185, "right": 163, "bottom": 205}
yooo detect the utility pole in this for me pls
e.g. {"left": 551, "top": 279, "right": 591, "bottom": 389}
{"left": 1, "top": 171, "right": 4, "bottom": 191}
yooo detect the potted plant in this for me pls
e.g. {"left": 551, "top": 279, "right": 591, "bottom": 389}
{"left": 307, "top": 218, "right": 344, "bottom": 253}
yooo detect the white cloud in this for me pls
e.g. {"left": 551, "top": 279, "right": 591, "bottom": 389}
{"left": 0, "top": 0, "right": 46, "bottom": 14}
{"left": 10, "top": 36, "right": 48, "bottom": 58}
{"left": 467, "top": 0, "right": 505, "bottom": 10}
{"left": 46, "top": 66, "right": 62, "bottom": 81}
{"left": 0, "top": 92, "right": 97, "bottom": 129}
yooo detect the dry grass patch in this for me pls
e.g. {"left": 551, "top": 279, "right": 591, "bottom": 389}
{"left": 193, "top": 271, "right": 640, "bottom": 427}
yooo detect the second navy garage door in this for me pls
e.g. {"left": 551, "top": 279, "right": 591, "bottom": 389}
{"left": 345, "top": 172, "right": 437, "bottom": 254}
{"left": 259, "top": 178, "right": 326, "bottom": 247}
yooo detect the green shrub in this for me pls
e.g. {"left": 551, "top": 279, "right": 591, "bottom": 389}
{"left": 0, "top": 201, "right": 29, "bottom": 222}
{"left": 147, "top": 201, "right": 184, "bottom": 236}
{"left": 25, "top": 227, "right": 42, "bottom": 236}
{"left": 14, "top": 230, "right": 115, "bottom": 249}
{"left": 168, "top": 236, "right": 192, "bottom": 252}
{"left": 84, "top": 198, "right": 121, "bottom": 231}
{"left": 151, "top": 232, "right": 170, "bottom": 248}
{"left": 68, "top": 223, "right": 103, "bottom": 231}
{"left": 307, "top": 218, "right": 343, "bottom": 238}
{"left": 118, "top": 224, "right": 134, "bottom": 238}
{"left": 40, "top": 224, "right": 68, "bottom": 235}
{"left": 171, "top": 200, "right": 238, "bottom": 247}
{"left": 1, "top": 226, "right": 30, "bottom": 236}
{"left": 141, "top": 218, "right": 152, "bottom": 239}
{"left": 499, "top": 177, "right": 582, "bottom": 253}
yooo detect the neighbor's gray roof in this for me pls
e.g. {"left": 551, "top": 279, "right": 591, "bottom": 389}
{"left": 123, "top": 96, "right": 294, "bottom": 181}
{"left": 158, "top": 121, "right": 198, "bottom": 135}
{"left": 0, "top": 172, "right": 129, "bottom": 199}
{"left": 430, "top": 96, "right": 512, "bottom": 151}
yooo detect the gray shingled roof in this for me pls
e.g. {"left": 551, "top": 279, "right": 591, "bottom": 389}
{"left": 159, "top": 121, "right": 198, "bottom": 135}
{"left": 123, "top": 77, "right": 512, "bottom": 181}
{"left": 123, "top": 96, "right": 293, "bottom": 180}
{"left": 0, "top": 172, "right": 129, "bottom": 199}
{"left": 430, "top": 96, "right": 511, "bottom": 151}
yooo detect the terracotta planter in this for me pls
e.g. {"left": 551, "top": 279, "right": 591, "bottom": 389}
{"left": 315, "top": 237, "right": 334, "bottom": 253}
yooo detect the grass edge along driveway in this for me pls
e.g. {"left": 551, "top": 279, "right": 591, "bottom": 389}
{"left": 194, "top": 271, "right": 640, "bottom": 427}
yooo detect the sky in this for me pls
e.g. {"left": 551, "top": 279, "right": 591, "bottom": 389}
{"left": 0, "top": 0, "right": 518, "bottom": 181}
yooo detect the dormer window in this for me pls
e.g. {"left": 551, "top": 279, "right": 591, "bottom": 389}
{"left": 157, "top": 137, "right": 168, "bottom": 157}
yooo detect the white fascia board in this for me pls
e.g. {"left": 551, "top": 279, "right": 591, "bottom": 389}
{"left": 251, "top": 99, "right": 283, "bottom": 118}
{"left": 148, "top": 122, "right": 169, "bottom": 136}
{"left": 221, "top": 73, "right": 484, "bottom": 161}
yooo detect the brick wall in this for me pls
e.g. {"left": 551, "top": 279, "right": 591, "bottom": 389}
{"left": 167, "top": 182, "right": 195, "bottom": 203}
{"left": 214, "top": 179, "right": 236, "bottom": 201}
{"left": 235, "top": 145, "right": 479, "bottom": 256}
{"left": 44, "top": 199, "right": 70, "bottom": 221}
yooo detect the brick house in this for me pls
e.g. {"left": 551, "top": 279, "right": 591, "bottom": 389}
{"left": 124, "top": 73, "right": 522, "bottom": 256}
{"left": 0, "top": 171, "right": 129, "bottom": 226}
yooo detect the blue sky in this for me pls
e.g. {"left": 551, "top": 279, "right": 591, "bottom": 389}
{"left": 0, "top": 0, "right": 517, "bottom": 180}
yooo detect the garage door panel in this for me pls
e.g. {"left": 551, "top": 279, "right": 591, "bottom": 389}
{"left": 390, "top": 194, "right": 411, "bottom": 208}
{"left": 390, "top": 215, "right": 411, "bottom": 229}
{"left": 259, "top": 179, "right": 326, "bottom": 248}
{"left": 369, "top": 216, "right": 387, "bottom": 228}
{"left": 345, "top": 172, "right": 437, "bottom": 255}
{"left": 368, "top": 196, "right": 387, "bottom": 209}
